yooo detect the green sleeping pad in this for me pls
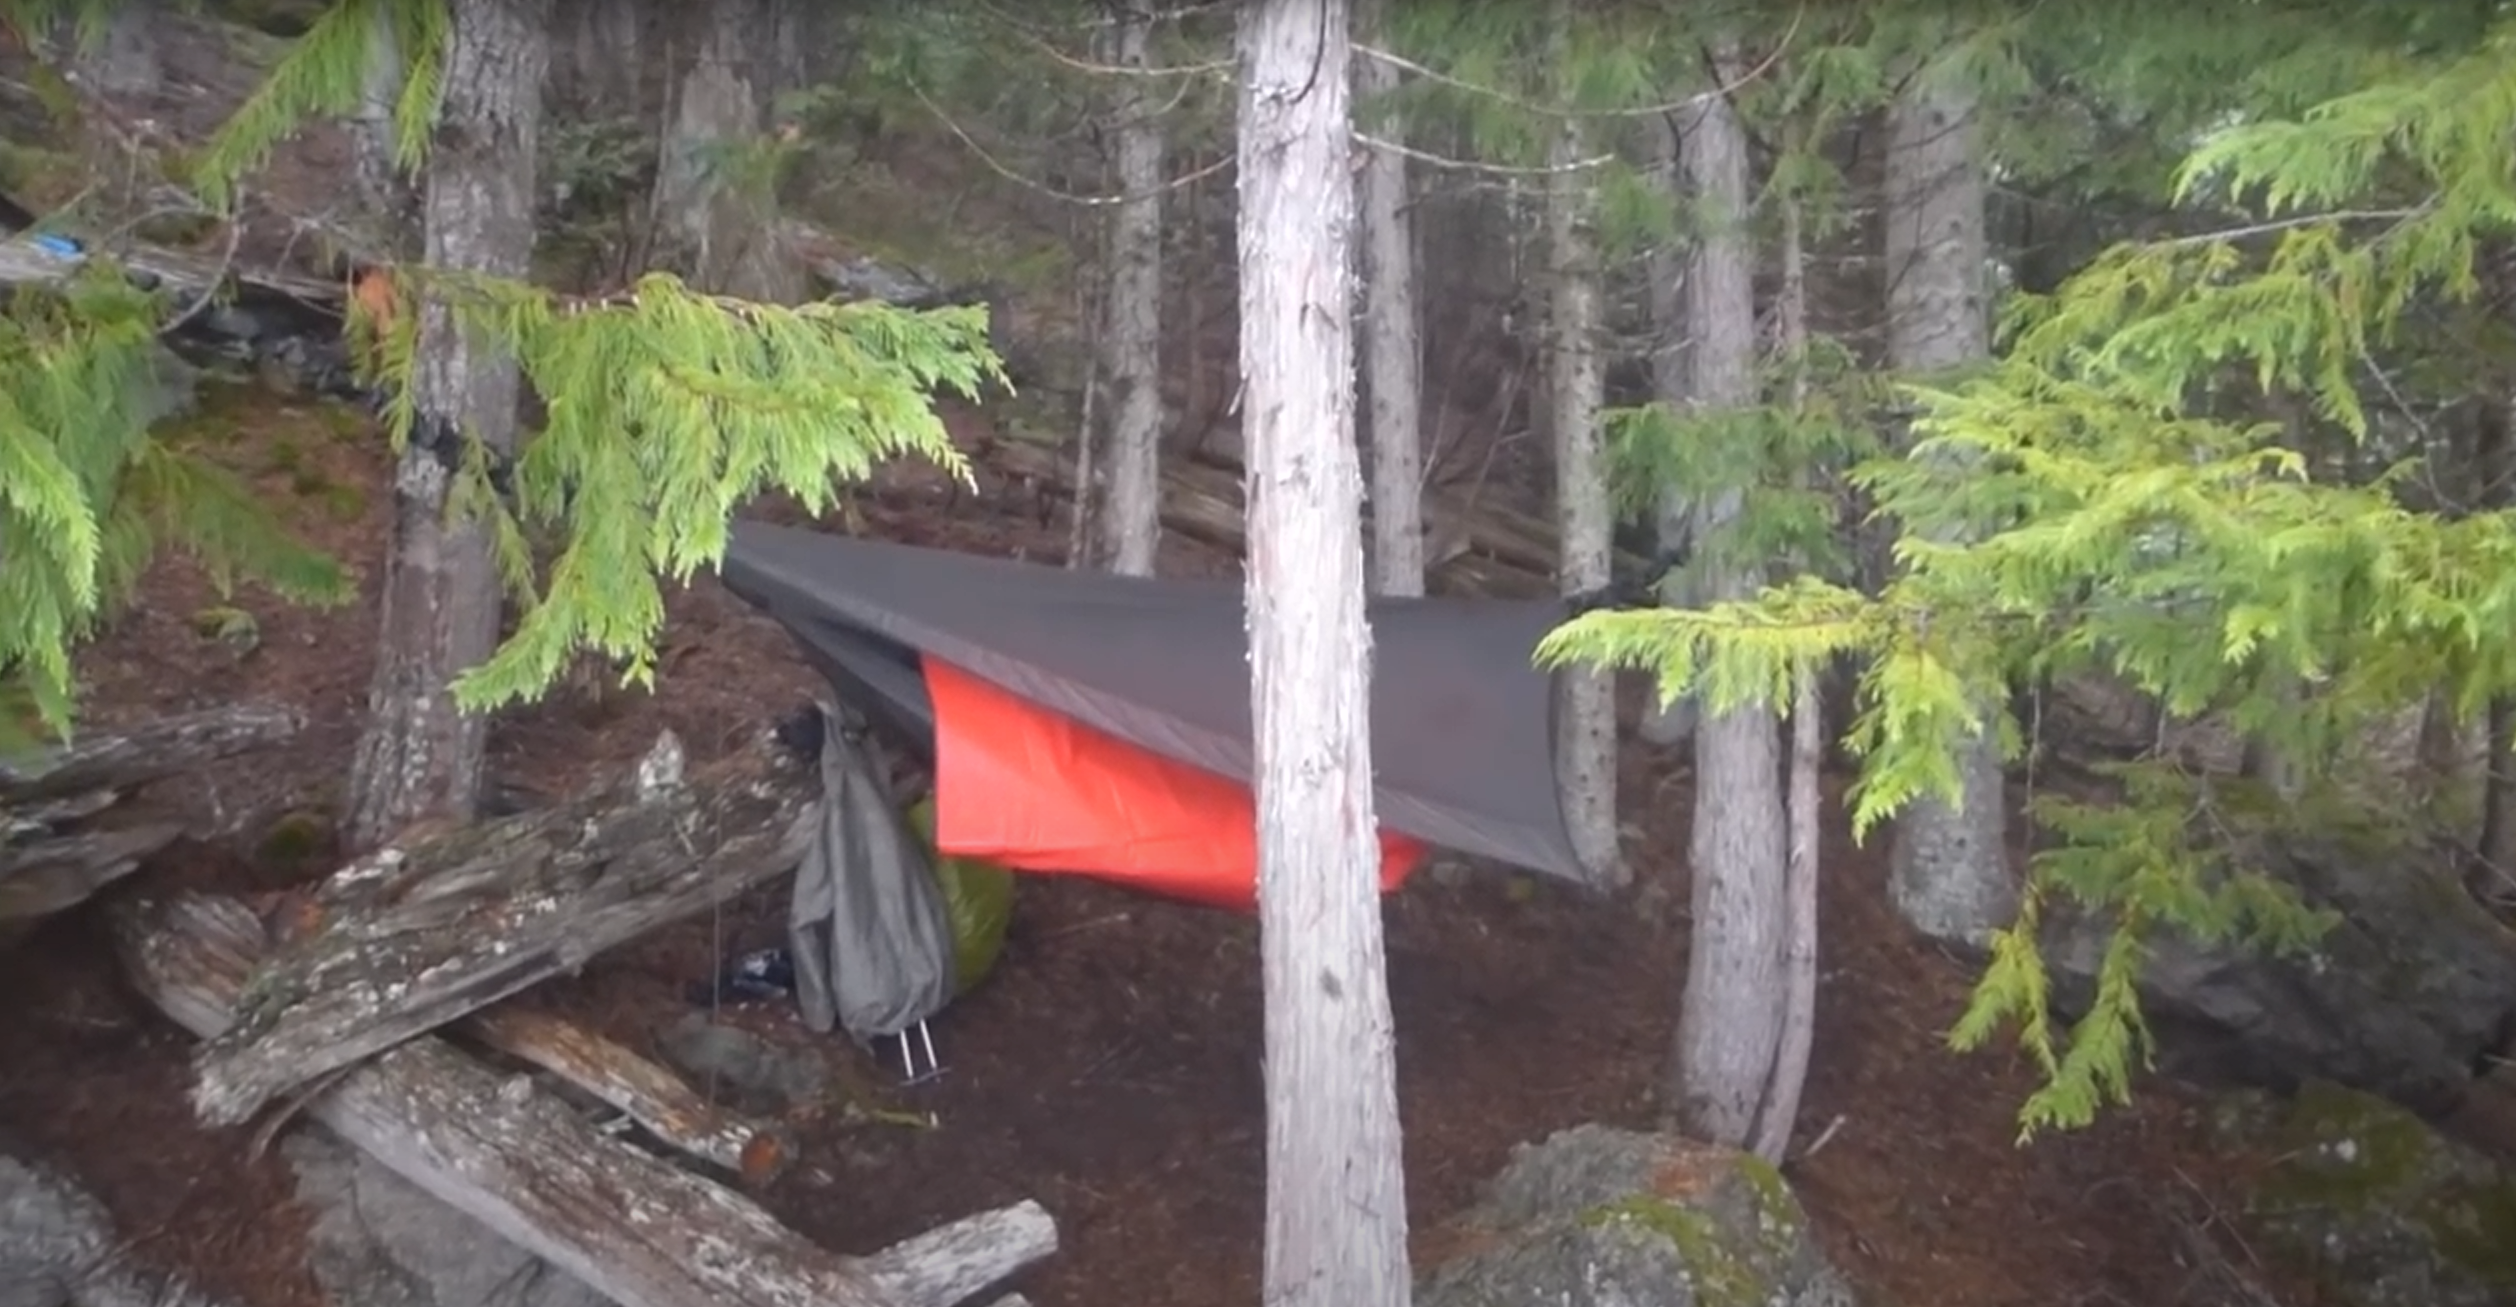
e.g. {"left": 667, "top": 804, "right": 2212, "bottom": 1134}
{"left": 905, "top": 796, "right": 1016, "bottom": 996}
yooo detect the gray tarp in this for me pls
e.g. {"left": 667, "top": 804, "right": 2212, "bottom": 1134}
{"left": 719, "top": 522, "right": 1585, "bottom": 883}
{"left": 787, "top": 705, "right": 955, "bottom": 1044}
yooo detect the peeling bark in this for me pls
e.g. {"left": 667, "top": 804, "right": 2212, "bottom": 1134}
{"left": 1667, "top": 45, "right": 1787, "bottom": 1149}
{"left": 1354, "top": 0, "right": 1424, "bottom": 597}
{"left": 1881, "top": 71, "right": 2016, "bottom": 949}
{"left": 1094, "top": 2, "right": 1168, "bottom": 577}
{"left": 344, "top": 0, "right": 551, "bottom": 853}
{"left": 1543, "top": 24, "right": 1622, "bottom": 890}
{"left": 1235, "top": 2, "right": 1412, "bottom": 1302}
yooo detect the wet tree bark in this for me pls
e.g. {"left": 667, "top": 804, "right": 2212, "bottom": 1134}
{"left": 1667, "top": 43, "right": 1788, "bottom": 1149}
{"left": 1093, "top": 1, "right": 1167, "bottom": 577}
{"left": 1881, "top": 72, "right": 2016, "bottom": 948}
{"left": 1235, "top": 1, "right": 1412, "bottom": 1303}
{"left": 1354, "top": 0, "right": 1424, "bottom": 598}
{"left": 1544, "top": 10, "right": 1622, "bottom": 890}
{"left": 343, "top": 0, "right": 550, "bottom": 853}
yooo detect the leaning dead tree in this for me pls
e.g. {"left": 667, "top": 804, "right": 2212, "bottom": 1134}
{"left": 114, "top": 890, "right": 1055, "bottom": 1307}
{"left": 1, "top": 701, "right": 303, "bottom": 937}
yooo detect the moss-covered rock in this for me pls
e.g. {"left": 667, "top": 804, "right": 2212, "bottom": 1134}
{"left": 2215, "top": 1079, "right": 2516, "bottom": 1307}
{"left": 1415, "top": 1124, "right": 1855, "bottom": 1307}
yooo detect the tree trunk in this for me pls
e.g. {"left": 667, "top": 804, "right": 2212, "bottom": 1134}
{"left": 1749, "top": 194, "right": 1819, "bottom": 1166}
{"left": 349, "top": 0, "right": 416, "bottom": 260}
{"left": 1881, "top": 71, "right": 2016, "bottom": 949}
{"left": 1354, "top": 0, "right": 1424, "bottom": 598}
{"left": 551, "top": 0, "right": 647, "bottom": 116}
{"left": 652, "top": 0, "right": 805, "bottom": 303}
{"left": 1667, "top": 46, "right": 1787, "bottom": 1149}
{"left": 1544, "top": 27, "right": 1623, "bottom": 891}
{"left": 1235, "top": 2, "right": 1412, "bottom": 1304}
{"left": 1094, "top": 1, "right": 1167, "bottom": 577}
{"left": 344, "top": 0, "right": 550, "bottom": 854}
{"left": 1637, "top": 107, "right": 1699, "bottom": 748}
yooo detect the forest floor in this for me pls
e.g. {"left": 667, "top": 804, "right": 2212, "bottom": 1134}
{"left": 0, "top": 381, "right": 2322, "bottom": 1307}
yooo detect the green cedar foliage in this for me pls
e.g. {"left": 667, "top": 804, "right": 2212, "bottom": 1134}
{"left": 190, "top": 0, "right": 449, "bottom": 211}
{"left": 346, "top": 268, "right": 994, "bottom": 713}
{"left": 2, "top": 0, "right": 1001, "bottom": 754}
{"left": 0, "top": 264, "right": 353, "bottom": 757}
{"left": 1545, "top": 12, "right": 2516, "bottom": 1140}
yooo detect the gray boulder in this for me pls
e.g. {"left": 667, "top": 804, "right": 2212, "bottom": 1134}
{"left": 283, "top": 1131, "right": 605, "bottom": 1307}
{"left": 0, "top": 1151, "right": 225, "bottom": 1307}
{"left": 2216, "top": 1079, "right": 2516, "bottom": 1307}
{"left": 1415, "top": 1124, "right": 1855, "bottom": 1307}
{"left": 2043, "top": 829, "right": 2516, "bottom": 1115}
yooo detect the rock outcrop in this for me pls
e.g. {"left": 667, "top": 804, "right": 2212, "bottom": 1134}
{"left": 2042, "top": 827, "right": 2516, "bottom": 1115}
{"left": 0, "top": 1150, "right": 227, "bottom": 1307}
{"left": 283, "top": 1130, "right": 606, "bottom": 1307}
{"left": 1414, "top": 1124, "right": 1855, "bottom": 1307}
{"left": 2216, "top": 1079, "right": 2516, "bottom": 1307}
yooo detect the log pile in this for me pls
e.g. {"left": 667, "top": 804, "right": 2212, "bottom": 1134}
{"left": 93, "top": 723, "right": 1060, "bottom": 1307}
{"left": 1, "top": 701, "right": 303, "bottom": 936}
{"left": 113, "top": 890, "right": 1053, "bottom": 1307}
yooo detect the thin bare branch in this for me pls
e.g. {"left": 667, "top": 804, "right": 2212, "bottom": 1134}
{"left": 1353, "top": 6, "right": 1801, "bottom": 121}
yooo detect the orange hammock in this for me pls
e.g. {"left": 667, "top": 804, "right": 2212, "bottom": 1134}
{"left": 923, "top": 657, "right": 1426, "bottom": 912}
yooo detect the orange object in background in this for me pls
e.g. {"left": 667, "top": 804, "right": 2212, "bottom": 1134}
{"left": 924, "top": 657, "right": 1427, "bottom": 912}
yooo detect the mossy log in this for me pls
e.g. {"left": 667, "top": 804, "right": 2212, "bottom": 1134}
{"left": 112, "top": 890, "right": 1059, "bottom": 1307}
{"left": 185, "top": 728, "right": 819, "bottom": 1130}
{"left": 458, "top": 1003, "right": 796, "bottom": 1182}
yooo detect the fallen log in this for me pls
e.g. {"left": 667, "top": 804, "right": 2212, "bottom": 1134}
{"left": 459, "top": 1003, "right": 794, "bottom": 1182}
{"left": 990, "top": 435, "right": 1547, "bottom": 597}
{"left": 1, "top": 701, "right": 304, "bottom": 810}
{"left": 1, "top": 701, "right": 305, "bottom": 929}
{"left": 1174, "top": 446, "right": 1629, "bottom": 584}
{"left": 0, "top": 822, "right": 186, "bottom": 923}
{"left": 990, "top": 423, "right": 1652, "bottom": 598}
{"left": 187, "top": 728, "right": 820, "bottom": 1129}
{"left": 114, "top": 890, "right": 1058, "bottom": 1307}
{"left": 0, "top": 232, "right": 345, "bottom": 315}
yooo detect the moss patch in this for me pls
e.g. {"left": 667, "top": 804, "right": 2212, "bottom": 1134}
{"left": 1576, "top": 1150, "right": 1811, "bottom": 1307}
{"left": 2234, "top": 1080, "right": 2516, "bottom": 1303}
{"left": 1583, "top": 1196, "right": 1766, "bottom": 1307}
